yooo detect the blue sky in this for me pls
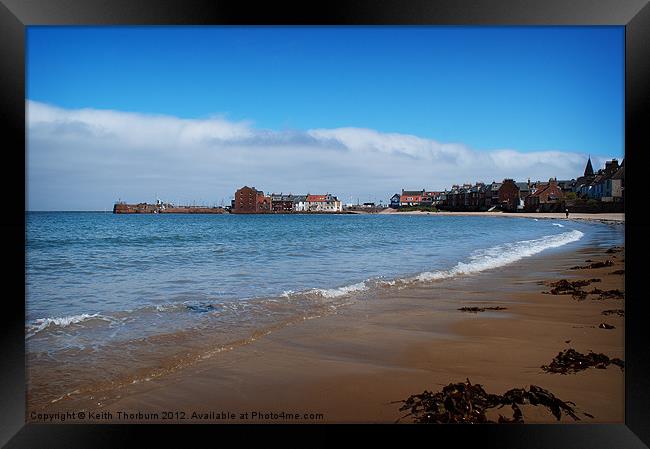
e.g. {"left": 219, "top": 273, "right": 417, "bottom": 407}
{"left": 27, "top": 26, "right": 624, "bottom": 210}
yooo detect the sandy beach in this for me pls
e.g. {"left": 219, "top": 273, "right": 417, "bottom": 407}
{"left": 33, "top": 238, "right": 625, "bottom": 424}
{"left": 379, "top": 208, "right": 624, "bottom": 223}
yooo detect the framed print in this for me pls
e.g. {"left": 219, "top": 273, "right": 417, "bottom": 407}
{"left": 2, "top": 0, "right": 649, "bottom": 447}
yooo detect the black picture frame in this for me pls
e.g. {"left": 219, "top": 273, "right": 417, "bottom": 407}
{"left": 2, "top": 0, "right": 649, "bottom": 447}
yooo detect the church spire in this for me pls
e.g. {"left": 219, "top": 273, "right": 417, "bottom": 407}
{"left": 584, "top": 156, "right": 594, "bottom": 177}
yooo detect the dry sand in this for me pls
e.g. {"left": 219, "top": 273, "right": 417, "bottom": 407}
{"left": 379, "top": 208, "right": 624, "bottom": 223}
{"left": 41, "top": 243, "right": 625, "bottom": 424}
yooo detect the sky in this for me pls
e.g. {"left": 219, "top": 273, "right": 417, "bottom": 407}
{"left": 26, "top": 26, "right": 624, "bottom": 210}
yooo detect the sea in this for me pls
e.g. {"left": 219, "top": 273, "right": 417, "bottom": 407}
{"left": 25, "top": 212, "right": 624, "bottom": 407}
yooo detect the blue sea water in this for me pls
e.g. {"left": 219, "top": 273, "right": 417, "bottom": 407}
{"left": 26, "top": 212, "right": 623, "bottom": 356}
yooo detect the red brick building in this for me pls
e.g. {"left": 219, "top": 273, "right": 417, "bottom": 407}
{"left": 497, "top": 179, "right": 520, "bottom": 212}
{"left": 233, "top": 186, "right": 271, "bottom": 213}
{"left": 524, "top": 179, "right": 565, "bottom": 212}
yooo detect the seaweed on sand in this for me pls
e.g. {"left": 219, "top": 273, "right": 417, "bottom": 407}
{"left": 588, "top": 288, "right": 625, "bottom": 300}
{"left": 570, "top": 260, "right": 614, "bottom": 270}
{"left": 458, "top": 306, "right": 507, "bottom": 313}
{"left": 542, "top": 279, "right": 599, "bottom": 300}
{"left": 602, "top": 309, "right": 624, "bottom": 317}
{"left": 541, "top": 349, "right": 624, "bottom": 374}
{"left": 394, "top": 378, "right": 590, "bottom": 423}
{"left": 598, "top": 323, "right": 615, "bottom": 329}
{"left": 541, "top": 280, "right": 623, "bottom": 301}
{"left": 611, "top": 269, "right": 625, "bottom": 275}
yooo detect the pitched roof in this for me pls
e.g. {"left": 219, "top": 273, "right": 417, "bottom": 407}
{"left": 584, "top": 157, "right": 594, "bottom": 176}
{"left": 270, "top": 194, "right": 295, "bottom": 201}
{"left": 612, "top": 165, "right": 625, "bottom": 180}
{"left": 307, "top": 194, "right": 338, "bottom": 202}
{"left": 400, "top": 194, "right": 422, "bottom": 202}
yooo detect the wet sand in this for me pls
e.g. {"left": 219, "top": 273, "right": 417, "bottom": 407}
{"left": 34, "top": 243, "right": 625, "bottom": 424}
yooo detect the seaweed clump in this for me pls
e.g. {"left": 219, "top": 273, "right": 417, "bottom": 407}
{"left": 587, "top": 288, "right": 625, "bottom": 300}
{"left": 541, "top": 349, "right": 624, "bottom": 374}
{"left": 541, "top": 279, "right": 623, "bottom": 301}
{"left": 395, "top": 378, "right": 590, "bottom": 423}
{"left": 542, "top": 279, "right": 599, "bottom": 300}
{"left": 458, "top": 306, "right": 507, "bottom": 313}
{"left": 570, "top": 260, "right": 614, "bottom": 270}
{"left": 186, "top": 304, "right": 215, "bottom": 313}
{"left": 602, "top": 309, "right": 624, "bottom": 317}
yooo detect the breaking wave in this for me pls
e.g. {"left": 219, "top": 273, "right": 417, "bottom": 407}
{"left": 26, "top": 313, "right": 115, "bottom": 338}
{"left": 310, "top": 281, "right": 369, "bottom": 298}
{"left": 279, "top": 229, "right": 584, "bottom": 298}
{"left": 414, "top": 230, "right": 583, "bottom": 281}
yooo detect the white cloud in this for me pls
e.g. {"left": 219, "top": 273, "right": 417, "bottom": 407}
{"left": 27, "top": 101, "right": 618, "bottom": 210}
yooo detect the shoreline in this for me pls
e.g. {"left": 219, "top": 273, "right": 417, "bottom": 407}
{"left": 378, "top": 209, "right": 624, "bottom": 223}
{"left": 31, "top": 238, "right": 625, "bottom": 423}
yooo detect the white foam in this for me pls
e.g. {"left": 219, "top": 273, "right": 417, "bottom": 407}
{"left": 377, "top": 279, "right": 397, "bottom": 286}
{"left": 415, "top": 230, "right": 583, "bottom": 282}
{"left": 311, "top": 281, "right": 369, "bottom": 298}
{"left": 552, "top": 223, "right": 564, "bottom": 227}
{"left": 278, "top": 231, "right": 583, "bottom": 299}
{"left": 27, "top": 313, "right": 113, "bottom": 338}
{"left": 155, "top": 304, "right": 176, "bottom": 312}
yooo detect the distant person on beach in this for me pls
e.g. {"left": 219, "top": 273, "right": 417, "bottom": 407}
{"left": 565, "top": 208, "right": 569, "bottom": 219}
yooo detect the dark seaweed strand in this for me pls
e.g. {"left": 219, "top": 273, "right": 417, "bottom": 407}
{"left": 395, "top": 379, "right": 589, "bottom": 423}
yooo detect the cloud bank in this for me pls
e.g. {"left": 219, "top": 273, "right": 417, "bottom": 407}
{"left": 27, "top": 101, "right": 616, "bottom": 210}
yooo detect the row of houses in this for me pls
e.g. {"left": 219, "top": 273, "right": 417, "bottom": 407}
{"left": 390, "top": 157, "right": 624, "bottom": 212}
{"left": 390, "top": 190, "right": 443, "bottom": 208}
{"left": 575, "top": 158, "right": 625, "bottom": 201}
{"left": 232, "top": 186, "right": 343, "bottom": 213}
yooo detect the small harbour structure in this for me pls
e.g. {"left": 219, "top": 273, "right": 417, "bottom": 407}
{"left": 113, "top": 199, "right": 226, "bottom": 214}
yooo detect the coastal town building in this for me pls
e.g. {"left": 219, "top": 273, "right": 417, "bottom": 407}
{"left": 497, "top": 179, "right": 520, "bottom": 212}
{"left": 233, "top": 186, "right": 271, "bottom": 213}
{"left": 468, "top": 183, "right": 487, "bottom": 209}
{"left": 293, "top": 195, "right": 308, "bottom": 212}
{"left": 575, "top": 156, "right": 597, "bottom": 197}
{"left": 590, "top": 159, "right": 622, "bottom": 201}
{"left": 399, "top": 189, "right": 426, "bottom": 207}
{"left": 270, "top": 194, "right": 296, "bottom": 212}
{"left": 609, "top": 162, "right": 625, "bottom": 202}
{"left": 305, "top": 194, "right": 342, "bottom": 212}
{"left": 389, "top": 194, "right": 401, "bottom": 209}
{"left": 486, "top": 182, "right": 502, "bottom": 209}
{"left": 557, "top": 179, "right": 576, "bottom": 193}
{"left": 524, "top": 178, "right": 565, "bottom": 212}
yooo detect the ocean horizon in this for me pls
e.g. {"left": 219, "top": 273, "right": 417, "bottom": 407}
{"left": 26, "top": 212, "right": 623, "bottom": 344}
